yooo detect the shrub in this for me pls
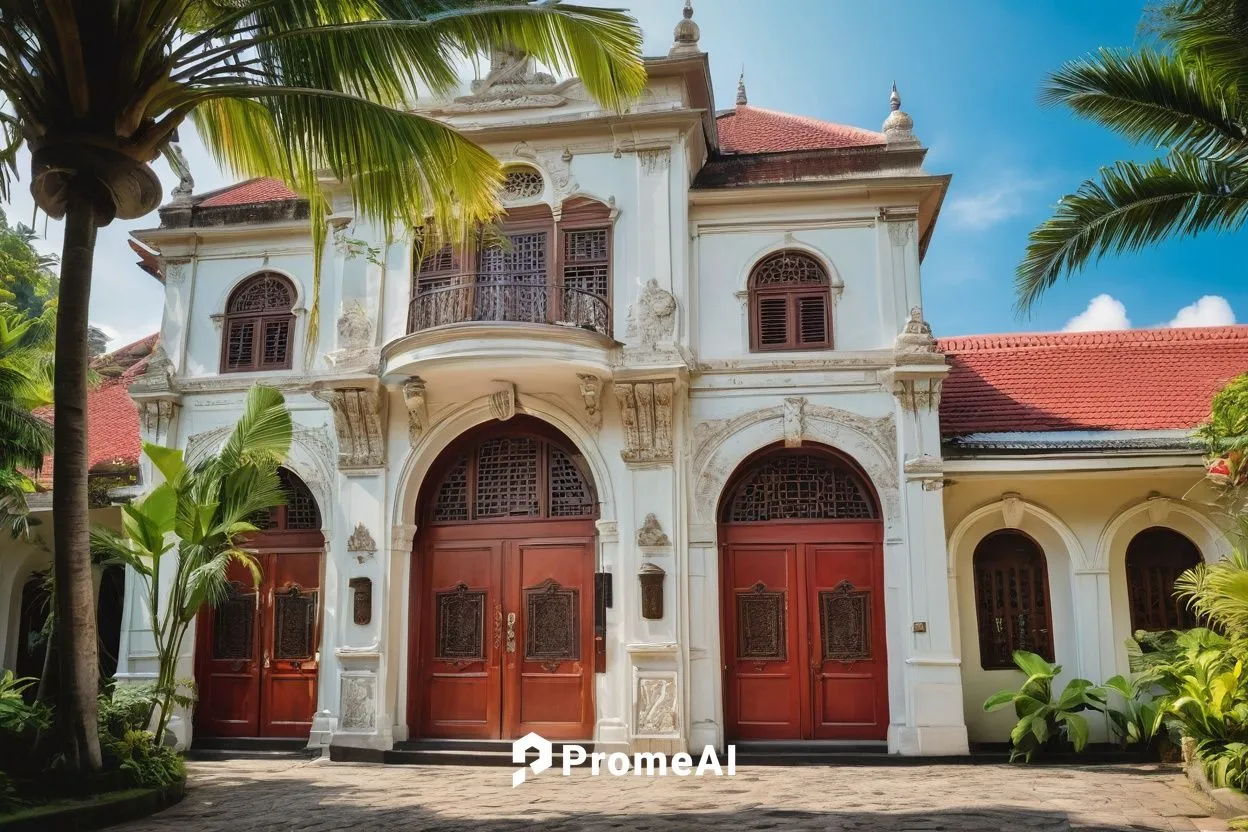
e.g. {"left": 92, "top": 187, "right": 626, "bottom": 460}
{"left": 103, "top": 730, "right": 184, "bottom": 789}
{"left": 983, "top": 650, "right": 1107, "bottom": 762}
{"left": 98, "top": 683, "right": 158, "bottom": 742}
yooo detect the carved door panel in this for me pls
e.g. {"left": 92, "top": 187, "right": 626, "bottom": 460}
{"left": 195, "top": 552, "right": 323, "bottom": 738}
{"left": 259, "top": 552, "right": 322, "bottom": 737}
{"left": 195, "top": 558, "right": 263, "bottom": 737}
{"left": 805, "top": 540, "right": 888, "bottom": 740}
{"left": 722, "top": 542, "right": 803, "bottom": 740}
{"left": 504, "top": 537, "right": 595, "bottom": 740}
{"left": 422, "top": 541, "right": 503, "bottom": 739}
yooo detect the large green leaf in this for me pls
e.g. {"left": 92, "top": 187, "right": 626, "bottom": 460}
{"left": 143, "top": 441, "right": 186, "bottom": 486}
{"left": 1058, "top": 711, "right": 1090, "bottom": 752}
{"left": 1012, "top": 650, "right": 1060, "bottom": 679}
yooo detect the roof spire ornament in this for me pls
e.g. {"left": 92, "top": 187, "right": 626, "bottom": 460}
{"left": 669, "top": 0, "right": 701, "bottom": 57}
{"left": 736, "top": 67, "right": 748, "bottom": 106}
{"left": 882, "top": 81, "right": 919, "bottom": 147}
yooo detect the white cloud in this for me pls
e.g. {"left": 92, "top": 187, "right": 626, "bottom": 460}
{"left": 1063, "top": 294, "right": 1132, "bottom": 332}
{"left": 1168, "top": 295, "right": 1236, "bottom": 328}
{"left": 946, "top": 176, "right": 1046, "bottom": 231}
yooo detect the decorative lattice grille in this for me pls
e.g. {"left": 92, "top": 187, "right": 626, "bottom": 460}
{"left": 736, "top": 583, "right": 786, "bottom": 661}
{"left": 476, "top": 232, "right": 548, "bottom": 323}
{"left": 820, "top": 580, "right": 871, "bottom": 662}
{"left": 228, "top": 274, "right": 294, "bottom": 313}
{"left": 525, "top": 579, "right": 579, "bottom": 662}
{"left": 973, "top": 531, "right": 1054, "bottom": 670}
{"left": 435, "top": 582, "right": 486, "bottom": 661}
{"left": 474, "top": 437, "right": 540, "bottom": 519}
{"left": 433, "top": 456, "right": 469, "bottom": 522}
{"left": 274, "top": 585, "right": 317, "bottom": 660}
{"left": 280, "top": 469, "right": 320, "bottom": 530}
{"left": 750, "top": 252, "right": 828, "bottom": 287}
{"left": 501, "top": 167, "right": 544, "bottom": 201}
{"left": 212, "top": 584, "right": 256, "bottom": 660}
{"left": 726, "top": 454, "right": 875, "bottom": 522}
{"left": 549, "top": 448, "right": 595, "bottom": 517}
{"left": 1126, "top": 527, "right": 1202, "bottom": 632}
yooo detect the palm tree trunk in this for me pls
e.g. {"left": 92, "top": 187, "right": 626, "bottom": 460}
{"left": 51, "top": 195, "right": 103, "bottom": 773}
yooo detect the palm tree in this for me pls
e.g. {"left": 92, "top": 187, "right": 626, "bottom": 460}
{"left": 0, "top": 0, "right": 645, "bottom": 772}
{"left": 1016, "top": 0, "right": 1248, "bottom": 312}
{"left": 92, "top": 385, "right": 294, "bottom": 743}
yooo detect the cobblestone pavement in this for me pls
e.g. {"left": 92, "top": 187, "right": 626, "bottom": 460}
{"left": 118, "top": 757, "right": 1232, "bottom": 831}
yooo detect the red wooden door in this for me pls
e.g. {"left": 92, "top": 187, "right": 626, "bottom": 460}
{"left": 420, "top": 524, "right": 594, "bottom": 740}
{"left": 195, "top": 552, "right": 322, "bottom": 738}
{"left": 721, "top": 522, "right": 887, "bottom": 741}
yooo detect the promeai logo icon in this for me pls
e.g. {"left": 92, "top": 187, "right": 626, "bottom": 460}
{"left": 512, "top": 732, "right": 554, "bottom": 788}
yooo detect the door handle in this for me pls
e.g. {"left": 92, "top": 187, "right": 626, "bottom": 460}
{"left": 506, "top": 612, "right": 517, "bottom": 654}
{"left": 263, "top": 650, "right": 271, "bottom": 669}
{"left": 494, "top": 604, "right": 503, "bottom": 651}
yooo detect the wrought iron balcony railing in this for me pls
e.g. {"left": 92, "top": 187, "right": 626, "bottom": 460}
{"left": 408, "top": 277, "right": 611, "bottom": 336}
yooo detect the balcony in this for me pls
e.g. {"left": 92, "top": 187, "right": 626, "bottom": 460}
{"left": 382, "top": 277, "right": 616, "bottom": 387}
{"left": 407, "top": 277, "right": 610, "bottom": 335}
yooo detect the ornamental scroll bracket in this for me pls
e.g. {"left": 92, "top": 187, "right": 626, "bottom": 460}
{"left": 613, "top": 380, "right": 674, "bottom": 467}
{"left": 577, "top": 374, "right": 603, "bottom": 431}
{"left": 402, "top": 376, "right": 429, "bottom": 446}
{"left": 783, "top": 396, "right": 806, "bottom": 448}
{"left": 489, "top": 381, "right": 518, "bottom": 422}
{"left": 312, "top": 382, "right": 387, "bottom": 473}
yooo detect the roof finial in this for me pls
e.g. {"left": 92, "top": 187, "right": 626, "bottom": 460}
{"left": 669, "top": 0, "right": 701, "bottom": 56}
{"left": 736, "top": 66, "right": 748, "bottom": 106}
{"left": 882, "top": 80, "right": 918, "bottom": 147}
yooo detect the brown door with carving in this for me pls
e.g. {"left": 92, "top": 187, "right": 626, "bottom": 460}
{"left": 413, "top": 420, "right": 598, "bottom": 741}
{"left": 194, "top": 470, "right": 324, "bottom": 739}
{"left": 720, "top": 447, "right": 888, "bottom": 741}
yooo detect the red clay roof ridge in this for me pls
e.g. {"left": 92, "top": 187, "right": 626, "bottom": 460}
{"left": 938, "top": 325, "right": 1248, "bottom": 352}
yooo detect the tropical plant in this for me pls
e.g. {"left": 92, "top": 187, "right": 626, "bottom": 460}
{"left": 1101, "top": 673, "right": 1166, "bottom": 747}
{"left": 102, "top": 730, "right": 184, "bottom": 789}
{"left": 0, "top": 673, "right": 51, "bottom": 737}
{"left": 984, "top": 650, "right": 1108, "bottom": 762}
{"left": 1016, "top": 0, "right": 1248, "bottom": 310}
{"left": 97, "top": 683, "right": 161, "bottom": 743}
{"left": 90, "top": 385, "right": 295, "bottom": 743}
{"left": 0, "top": 308, "right": 54, "bottom": 539}
{"left": 0, "top": 0, "right": 645, "bottom": 774}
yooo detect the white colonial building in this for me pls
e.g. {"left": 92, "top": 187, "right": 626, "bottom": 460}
{"left": 88, "top": 5, "right": 1248, "bottom": 758}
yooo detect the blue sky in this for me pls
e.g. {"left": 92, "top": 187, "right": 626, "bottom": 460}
{"left": 3, "top": 0, "right": 1241, "bottom": 347}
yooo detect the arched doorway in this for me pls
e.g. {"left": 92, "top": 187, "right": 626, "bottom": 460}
{"left": 194, "top": 468, "right": 324, "bottom": 738}
{"left": 411, "top": 417, "right": 597, "bottom": 740}
{"left": 719, "top": 445, "right": 887, "bottom": 741}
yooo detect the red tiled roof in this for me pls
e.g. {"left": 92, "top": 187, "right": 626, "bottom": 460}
{"left": 34, "top": 334, "right": 158, "bottom": 486}
{"left": 938, "top": 326, "right": 1248, "bottom": 436}
{"left": 716, "top": 105, "right": 885, "bottom": 154}
{"left": 198, "top": 177, "right": 299, "bottom": 207}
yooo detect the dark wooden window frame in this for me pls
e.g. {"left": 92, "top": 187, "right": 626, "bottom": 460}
{"left": 972, "top": 529, "right": 1055, "bottom": 670}
{"left": 220, "top": 272, "right": 297, "bottom": 373}
{"left": 411, "top": 200, "right": 613, "bottom": 334}
{"left": 1126, "top": 526, "right": 1203, "bottom": 633}
{"left": 747, "top": 251, "right": 833, "bottom": 353}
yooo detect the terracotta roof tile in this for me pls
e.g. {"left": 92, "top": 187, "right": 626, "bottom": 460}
{"left": 197, "top": 177, "right": 298, "bottom": 208}
{"left": 938, "top": 326, "right": 1248, "bottom": 436}
{"left": 716, "top": 105, "right": 885, "bottom": 154}
{"left": 33, "top": 334, "right": 158, "bottom": 486}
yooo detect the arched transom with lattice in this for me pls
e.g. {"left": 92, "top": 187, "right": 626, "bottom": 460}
{"left": 431, "top": 435, "right": 596, "bottom": 522}
{"left": 253, "top": 468, "right": 322, "bottom": 531}
{"left": 500, "top": 166, "right": 544, "bottom": 202}
{"left": 222, "top": 272, "right": 296, "bottom": 372}
{"left": 723, "top": 452, "right": 876, "bottom": 522}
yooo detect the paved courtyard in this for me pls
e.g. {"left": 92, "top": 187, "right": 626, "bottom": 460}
{"left": 118, "top": 757, "right": 1233, "bottom": 831}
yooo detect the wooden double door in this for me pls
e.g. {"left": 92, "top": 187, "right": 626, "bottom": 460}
{"left": 722, "top": 521, "right": 887, "bottom": 740}
{"left": 417, "top": 521, "right": 595, "bottom": 740}
{"left": 194, "top": 551, "right": 322, "bottom": 738}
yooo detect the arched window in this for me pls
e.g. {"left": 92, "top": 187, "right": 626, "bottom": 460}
{"left": 973, "top": 530, "right": 1054, "bottom": 670}
{"left": 221, "top": 272, "right": 296, "bottom": 372}
{"left": 430, "top": 434, "right": 596, "bottom": 523}
{"left": 722, "top": 451, "right": 876, "bottom": 522}
{"left": 748, "top": 251, "right": 832, "bottom": 352}
{"left": 253, "top": 469, "right": 322, "bottom": 531}
{"left": 1126, "top": 527, "right": 1202, "bottom": 632}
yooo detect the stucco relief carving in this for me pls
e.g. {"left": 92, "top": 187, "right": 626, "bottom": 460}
{"left": 402, "top": 377, "right": 429, "bottom": 446}
{"left": 327, "top": 300, "right": 379, "bottom": 371}
{"left": 511, "top": 142, "right": 578, "bottom": 203}
{"left": 626, "top": 279, "right": 677, "bottom": 350}
{"left": 489, "top": 382, "right": 517, "bottom": 422}
{"left": 130, "top": 343, "right": 175, "bottom": 396}
{"left": 313, "top": 386, "right": 387, "bottom": 471}
{"left": 432, "top": 47, "right": 580, "bottom": 114}
{"left": 614, "top": 380, "right": 674, "bottom": 466}
{"left": 1001, "top": 492, "right": 1025, "bottom": 529}
{"left": 894, "top": 308, "right": 938, "bottom": 356}
{"left": 577, "top": 374, "right": 603, "bottom": 430}
{"left": 638, "top": 148, "right": 671, "bottom": 173}
{"left": 139, "top": 400, "right": 179, "bottom": 439}
{"left": 1146, "top": 494, "right": 1172, "bottom": 525}
{"left": 339, "top": 674, "right": 376, "bottom": 732}
{"left": 892, "top": 377, "right": 943, "bottom": 412}
{"left": 886, "top": 219, "right": 915, "bottom": 247}
{"left": 637, "top": 513, "right": 671, "bottom": 547}
{"left": 635, "top": 676, "right": 678, "bottom": 736}
{"left": 347, "top": 522, "right": 377, "bottom": 554}
{"left": 783, "top": 397, "right": 806, "bottom": 448}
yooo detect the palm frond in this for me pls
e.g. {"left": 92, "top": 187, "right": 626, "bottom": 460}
{"left": 1157, "top": 0, "right": 1248, "bottom": 89}
{"left": 1043, "top": 47, "right": 1248, "bottom": 160}
{"left": 215, "top": 385, "right": 293, "bottom": 474}
{"left": 1016, "top": 152, "right": 1248, "bottom": 312}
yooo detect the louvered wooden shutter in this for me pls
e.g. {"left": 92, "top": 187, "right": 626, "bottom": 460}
{"left": 260, "top": 318, "right": 291, "bottom": 368}
{"left": 797, "top": 294, "right": 829, "bottom": 347}
{"left": 225, "top": 319, "right": 255, "bottom": 370}
{"left": 756, "top": 296, "right": 789, "bottom": 347}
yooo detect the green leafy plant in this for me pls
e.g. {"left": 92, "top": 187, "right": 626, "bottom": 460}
{"left": 97, "top": 683, "right": 160, "bottom": 742}
{"left": 0, "top": 672, "right": 50, "bottom": 736}
{"left": 984, "top": 650, "right": 1108, "bottom": 762}
{"left": 1102, "top": 674, "right": 1165, "bottom": 747}
{"left": 103, "top": 730, "right": 184, "bottom": 789}
{"left": 91, "top": 385, "right": 295, "bottom": 743}
{"left": 1200, "top": 741, "right": 1248, "bottom": 791}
